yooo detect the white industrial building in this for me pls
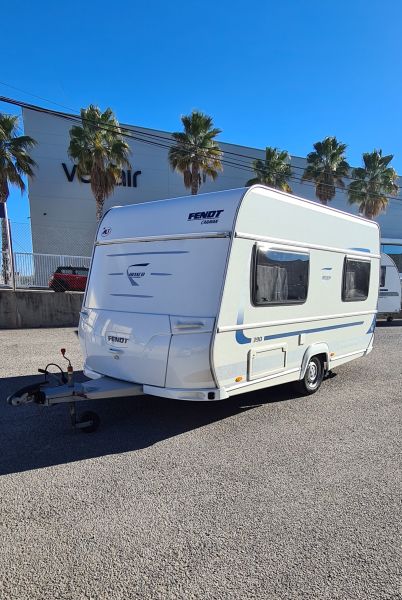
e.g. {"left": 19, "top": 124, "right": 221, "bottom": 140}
{"left": 23, "top": 107, "right": 402, "bottom": 271}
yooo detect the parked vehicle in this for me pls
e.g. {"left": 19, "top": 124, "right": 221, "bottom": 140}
{"left": 49, "top": 266, "right": 89, "bottom": 292}
{"left": 378, "top": 253, "right": 401, "bottom": 321}
{"left": 9, "top": 186, "right": 380, "bottom": 432}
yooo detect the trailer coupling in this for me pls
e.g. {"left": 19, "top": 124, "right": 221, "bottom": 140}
{"left": 7, "top": 362, "right": 143, "bottom": 433}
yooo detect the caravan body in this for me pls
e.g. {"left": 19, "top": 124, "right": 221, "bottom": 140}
{"left": 378, "top": 253, "right": 401, "bottom": 319}
{"left": 79, "top": 186, "right": 380, "bottom": 401}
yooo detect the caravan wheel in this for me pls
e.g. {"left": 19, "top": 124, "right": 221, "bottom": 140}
{"left": 296, "top": 356, "right": 324, "bottom": 395}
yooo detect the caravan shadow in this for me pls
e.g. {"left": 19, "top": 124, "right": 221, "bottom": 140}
{"left": 0, "top": 372, "right": 303, "bottom": 477}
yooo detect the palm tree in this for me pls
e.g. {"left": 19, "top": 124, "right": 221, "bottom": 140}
{"left": 246, "top": 146, "right": 293, "bottom": 192}
{"left": 0, "top": 114, "right": 36, "bottom": 284}
{"left": 68, "top": 105, "right": 130, "bottom": 222}
{"left": 302, "top": 136, "right": 349, "bottom": 205}
{"left": 168, "top": 111, "right": 223, "bottom": 195}
{"left": 348, "top": 150, "right": 399, "bottom": 219}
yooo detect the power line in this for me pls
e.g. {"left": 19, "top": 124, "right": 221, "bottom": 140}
{"left": 1, "top": 94, "right": 401, "bottom": 204}
{"left": 0, "top": 81, "right": 77, "bottom": 113}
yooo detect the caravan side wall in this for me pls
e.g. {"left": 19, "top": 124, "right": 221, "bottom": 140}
{"left": 212, "top": 187, "right": 380, "bottom": 395}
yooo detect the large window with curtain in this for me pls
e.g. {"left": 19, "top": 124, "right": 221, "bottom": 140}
{"left": 342, "top": 258, "right": 371, "bottom": 302}
{"left": 252, "top": 245, "right": 309, "bottom": 306}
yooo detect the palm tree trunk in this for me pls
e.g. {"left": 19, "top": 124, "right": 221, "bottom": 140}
{"left": 95, "top": 196, "right": 104, "bottom": 223}
{"left": 191, "top": 163, "right": 199, "bottom": 195}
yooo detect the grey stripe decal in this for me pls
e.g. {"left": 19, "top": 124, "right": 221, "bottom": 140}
{"left": 379, "top": 291, "right": 400, "bottom": 297}
{"left": 108, "top": 271, "right": 172, "bottom": 277}
{"left": 110, "top": 294, "right": 153, "bottom": 298}
{"left": 107, "top": 251, "right": 189, "bottom": 257}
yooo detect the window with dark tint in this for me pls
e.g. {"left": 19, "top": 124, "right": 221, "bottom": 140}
{"left": 75, "top": 268, "right": 89, "bottom": 276}
{"left": 57, "top": 267, "right": 74, "bottom": 274}
{"left": 380, "top": 266, "right": 386, "bottom": 288}
{"left": 253, "top": 246, "right": 309, "bottom": 305}
{"left": 342, "top": 259, "right": 371, "bottom": 301}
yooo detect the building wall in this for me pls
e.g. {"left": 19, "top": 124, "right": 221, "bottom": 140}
{"left": 23, "top": 108, "right": 402, "bottom": 257}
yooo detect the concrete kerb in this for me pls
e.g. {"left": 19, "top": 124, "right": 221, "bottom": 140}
{"left": 0, "top": 290, "right": 83, "bottom": 329}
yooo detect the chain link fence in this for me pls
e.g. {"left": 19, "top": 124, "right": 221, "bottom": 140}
{"left": 1, "top": 250, "right": 91, "bottom": 290}
{"left": 1, "top": 219, "right": 91, "bottom": 290}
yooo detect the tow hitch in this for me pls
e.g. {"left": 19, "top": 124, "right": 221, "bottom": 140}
{"left": 7, "top": 349, "right": 143, "bottom": 433}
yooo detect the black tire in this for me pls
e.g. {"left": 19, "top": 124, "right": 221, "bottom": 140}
{"left": 387, "top": 316, "right": 393, "bottom": 322}
{"left": 79, "top": 411, "right": 100, "bottom": 433}
{"left": 295, "top": 356, "right": 324, "bottom": 395}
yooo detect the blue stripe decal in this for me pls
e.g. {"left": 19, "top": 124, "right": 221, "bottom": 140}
{"left": 235, "top": 309, "right": 252, "bottom": 344}
{"left": 236, "top": 329, "right": 253, "bottom": 344}
{"left": 263, "top": 321, "right": 363, "bottom": 341}
{"left": 366, "top": 315, "right": 376, "bottom": 333}
{"left": 150, "top": 272, "right": 172, "bottom": 276}
{"left": 235, "top": 318, "right": 365, "bottom": 345}
{"left": 348, "top": 247, "right": 370, "bottom": 253}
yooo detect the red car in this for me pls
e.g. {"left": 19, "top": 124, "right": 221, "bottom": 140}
{"left": 49, "top": 266, "right": 89, "bottom": 292}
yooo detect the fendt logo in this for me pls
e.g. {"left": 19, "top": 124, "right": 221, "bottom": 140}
{"left": 127, "top": 263, "right": 150, "bottom": 286}
{"left": 107, "top": 335, "right": 128, "bottom": 344}
{"left": 188, "top": 209, "right": 224, "bottom": 225}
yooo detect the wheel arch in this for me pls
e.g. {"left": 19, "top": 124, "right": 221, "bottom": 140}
{"left": 300, "top": 343, "right": 329, "bottom": 379}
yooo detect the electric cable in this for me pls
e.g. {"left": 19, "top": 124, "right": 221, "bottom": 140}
{"left": 0, "top": 94, "right": 400, "bottom": 204}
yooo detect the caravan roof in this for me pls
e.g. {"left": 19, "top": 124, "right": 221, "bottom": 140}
{"left": 97, "top": 185, "right": 379, "bottom": 246}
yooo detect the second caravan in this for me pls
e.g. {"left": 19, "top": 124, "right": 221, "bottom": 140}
{"left": 378, "top": 252, "right": 401, "bottom": 320}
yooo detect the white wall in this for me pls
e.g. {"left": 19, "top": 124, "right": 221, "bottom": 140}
{"left": 23, "top": 108, "right": 402, "bottom": 257}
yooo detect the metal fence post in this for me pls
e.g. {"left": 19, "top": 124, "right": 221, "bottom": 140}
{"left": 4, "top": 205, "right": 16, "bottom": 291}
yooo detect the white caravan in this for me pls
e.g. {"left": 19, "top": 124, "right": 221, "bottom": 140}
{"left": 9, "top": 186, "right": 380, "bottom": 431}
{"left": 378, "top": 253, "right": 401, "bottom": 321}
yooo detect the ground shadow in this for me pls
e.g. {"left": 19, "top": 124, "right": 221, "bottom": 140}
{"left": 0, "top": 372, "right": 304, "bottom": 476}
{"left": 376, "top": 318, "right": 402, "bottom": 328}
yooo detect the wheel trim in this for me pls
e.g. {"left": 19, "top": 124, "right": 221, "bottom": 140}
{"left": 306, "top": 360, "right": 319, "bottom": 387}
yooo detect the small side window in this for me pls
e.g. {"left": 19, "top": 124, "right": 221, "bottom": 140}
{"left": 342, "top": 258, "right": 371, "bottom": 302}
{"left": 253, "top": 245, "right": 309, "bottom": 306}
{"left": 380, "top": 266, "right": 386, "bottom": 288}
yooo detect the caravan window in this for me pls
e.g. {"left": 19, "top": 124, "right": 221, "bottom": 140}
{"left": 253, "top": 246, "right": 309, "bottom": 306}
{"left": 342, "top": 258, "right": 371, "bottom": 301}
{"left": 380, "top": 266, "right": 386, "bottom": 288}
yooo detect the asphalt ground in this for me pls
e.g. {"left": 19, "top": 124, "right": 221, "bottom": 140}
{"left": 0, "top": 323, "right": 400, "bottom": 600}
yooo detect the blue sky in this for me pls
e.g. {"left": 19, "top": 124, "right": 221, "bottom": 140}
{"left": 1, "top": 0, "right": 402, "bottom": 223}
